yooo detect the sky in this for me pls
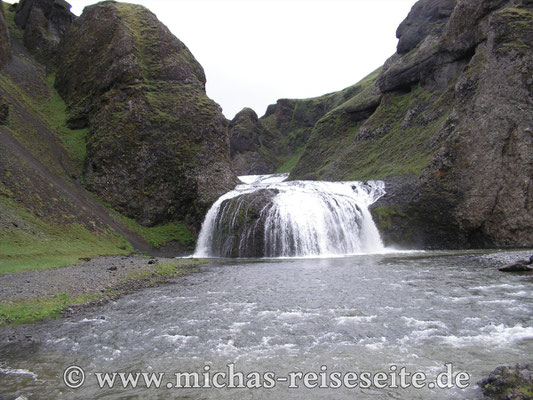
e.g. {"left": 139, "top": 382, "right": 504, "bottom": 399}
{"left": 62, "top": 0, "right": 418, "bottom": 119}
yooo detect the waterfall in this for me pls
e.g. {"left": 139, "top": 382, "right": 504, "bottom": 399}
{"left": 194, "top": 174, "right": 387, "bottom": 258}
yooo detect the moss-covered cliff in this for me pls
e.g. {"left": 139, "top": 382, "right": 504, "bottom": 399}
{"left": 228, "top": 81, "right": 368, "bottom": 175}
{"left": 0, "top": 0, "right": 237, "bottom": 268}
{"left": 280, "top": 0, "right": 533, "bottom": 250}
{"left": 55, "top": 2, "right": 237, "bottom": 231}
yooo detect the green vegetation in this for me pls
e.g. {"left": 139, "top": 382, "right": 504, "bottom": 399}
{"left": 89, "top": 193, "right": 196, "bottom": 249}
{"left": 115, "top": 213, "right": 195, "bottom": 249}
{"left": 0, "top": 73, "right": 88, "bottom": 174}
{"left": 0, "top": 196, "right": 132, "bottom": 274}
{"left": 493, "top": 7, "right": 533, "bottom": 56}
{"left": 372, "top": 206, "right": 407, "bottom": 230}
{"left": 253, "top": 69, "right": 384, "bottom": 174}
{"left": 276, "top": 148, "right": 304, "bottom": 173}
{"left": 0, "top": 5, "right": 88, "bottom": 175}
{"left": 0, "top": 292, "right": 108, "bottom": 326}
{"left": 0, "top": 259, "right": 207, "bottom": 325}
{"left": 293, "top": 75, "right": 456, "bottom": 181}
{"left": 2, "top": 2, "right": 23, "bottom": 41}
{"left": 42, "top": 74, "right": 88, "bottom": 171}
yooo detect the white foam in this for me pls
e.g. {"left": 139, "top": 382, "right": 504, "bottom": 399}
{"left": 478, "top": 299, "right": 516, "bottom": 305}
{"left": 336, "top": 315, "right": 377, "bottom": 324}
{"left": 402, "top": 317, "right": 447, "bottom": 330}
{"left": 0, "top": 367, "right": 38, "bottom": 380}
{"left": 471, "top": 284, "right": 523, "bottom": 291}
{"left": 156, "top": 334, "right": 197, "bottom": 343}
{"left": 441, "top": 324, "right": 533, "bottom": 347}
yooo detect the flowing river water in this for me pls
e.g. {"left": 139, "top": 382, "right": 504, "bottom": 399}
{"left": 1, "top": 176, "right": 532, "bottom": 399}
{"left": 1, "top": 251, "right": 532, "bottom": 399}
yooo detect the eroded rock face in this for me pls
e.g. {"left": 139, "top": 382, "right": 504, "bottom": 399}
{"left": 291, "top": 0, "right": 533, "bottom": 249}
{"left": 229, "top": 108, "right": 274, "bottom": 175}
{"left": 0, "top": 0, "right": 11, "bottom": 67}
{"left": 14, "top": 0, "right": 74, "bottom": 68}
{"left": 209, "top": 189, "right": 278, "bottom": 257}
{"left": 372, "top": 1, "right": 533, "bottom": 249}
{"left": 396, "top": 0, "right": 456, "bottom": 55}
{"left": 55, "top": 2, "right": 237, "bottom": 231}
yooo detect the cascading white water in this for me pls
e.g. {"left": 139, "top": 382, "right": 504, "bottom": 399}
{"left": 194, "top": 174, "right": 387, "bottom": 258}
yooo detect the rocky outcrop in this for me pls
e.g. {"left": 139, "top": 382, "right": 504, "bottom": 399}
{"left": 229, "top": 108, "right": 274, "bottom": 175}
{"left": 14, "top": 0, "right": 74, "bottom": 68}
{"left": 251, "top": 83, "right": 367, "bottom": 173}
{"left": 291, "top": 0, "right": 533, "bottom": 249}
{"left": 396, "top": 0, "right": 456, "bottom": 55}
{"left": 55, "top": 2, "right": 237, "bottom": 231}
{"left": 0, "top": 0, "right": 11, "bottom": 67}
{"left": 478, "top": 363, "right": 533, "bottom": 399}
{"left": 209, "top": 189, "right": 278, "bottom": 257}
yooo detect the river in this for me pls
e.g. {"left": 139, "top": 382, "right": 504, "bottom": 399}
{"left": 1, "top": 250, "right": 532, "bottom": 399}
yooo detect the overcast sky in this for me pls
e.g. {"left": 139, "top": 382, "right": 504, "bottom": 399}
{"left": 66, "top": 0, "right": 417, "bottom": 119}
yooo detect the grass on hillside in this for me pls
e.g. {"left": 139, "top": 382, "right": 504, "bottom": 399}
{"left": 116, "top": 213, "right": 196, "bottom": 249}
{"left": 0, "top": 195, "right": 132, "bottom": 275}
{"left": 1, "top": 3, "right": 88, "bottom": 174}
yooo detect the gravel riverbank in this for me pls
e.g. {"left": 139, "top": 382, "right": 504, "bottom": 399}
{"left": 0, "top": 255, "right": 206, "bottom": 342}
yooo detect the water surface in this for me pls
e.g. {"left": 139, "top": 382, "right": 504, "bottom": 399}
{"left": 1, "top": 250, "right": 532, "bottom": 399}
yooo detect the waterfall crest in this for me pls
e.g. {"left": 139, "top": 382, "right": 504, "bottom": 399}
{"left": 194, "top": 174, "right": 387, "bottom": 258}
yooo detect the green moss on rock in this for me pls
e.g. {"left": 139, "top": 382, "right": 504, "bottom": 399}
{"left": 55, "top": 2, "right": 237, "bottom": 231}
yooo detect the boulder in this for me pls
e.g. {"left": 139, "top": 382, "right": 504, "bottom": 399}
{"left": 478, "top": 363, "right": 533, "bottom": 399}
{"left": 209, "top": 189, "right": 279, "bottom": 257}
{"left": 499, "top": 256, "right": 533, "bottom": 272}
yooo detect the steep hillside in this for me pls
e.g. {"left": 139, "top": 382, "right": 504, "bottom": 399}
{"left": 55, "top": 2, "right": 237, "bottom": 231}
{"left": 0, "top": 2, "right": 144, "bottom": 271}
{"left": 228, "top": 81, "right": 368, "bottom": 175}
{"left": 287, "top": 0, "right": 533, "bottom": 249}
{"left": 0, "top": 0, "right": 236, "bottom": 270}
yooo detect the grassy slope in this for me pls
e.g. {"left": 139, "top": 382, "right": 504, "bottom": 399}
{"left": 256, "top": 71, "right": 380, "bottom": 173}
{"left": 0, "top": 4, "right": 194, "bottom": 274}
{"left": 291, "top": 67, "right": 455, "bottom": 180}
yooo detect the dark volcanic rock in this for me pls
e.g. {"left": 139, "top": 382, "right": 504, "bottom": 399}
{"left": 55, "top": 2, "right": 237, "bottom": 231}
{"left": 14, "top": 0, "right": 74, "bottom": 68}
{"left": 396, "top": 0, "right": 456, "bottom": 55}
{"left": 499, "top": 256, "right": 533, "bottom": 272}
{"left": 378, "top": 0, "right": 463, "bottom": 93}
{"left": 439, "top": 0, "right": 508, "bottom": 57}
{"left": 229, "top": 108, "right": 274, "bottom": 175}
{"left": 0, "top": 0, "right": 11, "bottom": 67}
{"left": 478, "top": 363, "right": 533, "bottom": 399}
{"left": 210, "top": 189, "right": 278, "bottom": 257}
{"left": 293, "top": 0, "right": 533, "bottom": 250}
{"left": 0, "top": 96, "right": 8, "bottom": 124}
